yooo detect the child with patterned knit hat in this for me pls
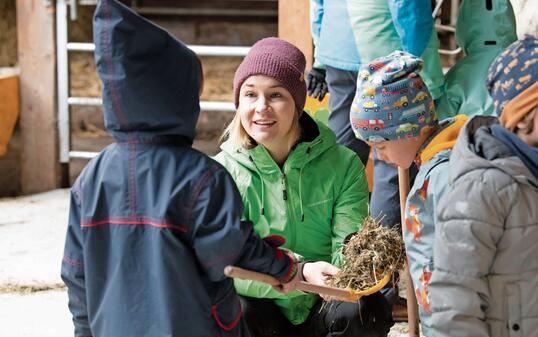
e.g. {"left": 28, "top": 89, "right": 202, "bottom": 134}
{"left": 429, "top": 35, "right": 538, "bottom": 337}
{"left": 350, "top": 50, "right": 469, "bottom": 336}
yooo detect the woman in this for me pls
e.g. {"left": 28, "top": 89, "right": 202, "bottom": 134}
{"left": 215, "top": 37, "right": 393, "bottom": 337}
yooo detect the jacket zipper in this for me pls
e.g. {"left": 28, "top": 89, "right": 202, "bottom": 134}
{"left": 281, "top": 173, "right": 287, "bottom": 200}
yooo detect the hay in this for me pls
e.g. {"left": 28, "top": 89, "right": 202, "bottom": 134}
{"left": 0, "top": 283, "right": 66, "bottom": 294}
{"left": 328, "top": 216, "right": 405, "bottom": 291}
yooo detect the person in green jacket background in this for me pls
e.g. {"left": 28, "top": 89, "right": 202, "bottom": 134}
{"left": 215, "top": 37, "right": 394, "bottom": 337}
{"left": 436, "top": 0, "right": 517, "bottom": 120}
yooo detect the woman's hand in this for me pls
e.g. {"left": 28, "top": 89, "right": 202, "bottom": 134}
{"left": 303, "top": 261, "right": 344, "bottom": 301}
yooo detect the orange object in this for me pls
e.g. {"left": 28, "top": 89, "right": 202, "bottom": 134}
{"left": 0, "top": 74, "right": 20, "bottom": 156}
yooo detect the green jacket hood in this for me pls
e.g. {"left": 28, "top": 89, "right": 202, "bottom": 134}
{"left": 456, "top": 0, "right": 516, "bottom": 55}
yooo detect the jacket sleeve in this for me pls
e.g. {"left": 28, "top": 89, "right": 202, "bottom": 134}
{"left": 387, "top": 0, "right": 433, "bottom": 57}
{"left": 309, "top": 0, "right": 326, "bottom": 69}
{"left": 331, "top": 155, "right": 369, "bottom": 266}
{"left": 61, "top": 184, "right": 92, "bottom": 337}
{"left": 310, "top": 0, "right": 323, "bottom": 46}
{"left": 190, "top": 165, "right": 295, "bottom": 283}
{"left": 429, "top": 178, "right": 509, "bottom": 337}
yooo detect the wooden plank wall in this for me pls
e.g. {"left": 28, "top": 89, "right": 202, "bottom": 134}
{"left": 16, "top": 0, "right": 61, "bottom": 194}
{"left": 278, "top": 0, "right": 313, "bottom": 70}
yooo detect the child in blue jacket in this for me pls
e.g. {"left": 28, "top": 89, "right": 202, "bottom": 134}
{"left": 61, "top": 1, "right": 300, "bottom": 337}
{"left": 349, "top": 51, "right": 469, "bottom": 336}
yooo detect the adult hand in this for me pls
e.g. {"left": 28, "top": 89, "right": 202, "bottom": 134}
{"left": 303, "top": 261, "right": 342, "bottom": 301}
{"left": 307, "top": 68, "right": 328, "bottom": 101}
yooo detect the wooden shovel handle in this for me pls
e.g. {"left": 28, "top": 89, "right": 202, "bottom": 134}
{"left": 224, "top": 266, "right": 354, "bottom": 301}
{"left": 224, "top": 265, "right": 281, "bottom": 286}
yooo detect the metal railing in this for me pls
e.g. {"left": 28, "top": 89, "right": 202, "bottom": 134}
{"left": 56, "top": 0, "right": 248, "bottom": 162}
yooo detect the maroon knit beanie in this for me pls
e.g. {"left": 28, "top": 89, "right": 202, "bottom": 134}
{"left": 233, "top": 37, "right": 307, "bottom": 113}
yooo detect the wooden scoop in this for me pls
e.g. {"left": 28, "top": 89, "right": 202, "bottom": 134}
{"left": 224, "top": 265, "right": 391, "bottom": 302}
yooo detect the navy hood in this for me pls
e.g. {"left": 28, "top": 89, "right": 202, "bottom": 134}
{"left": 93, "top": 0, "right": 201, "bottom": 142}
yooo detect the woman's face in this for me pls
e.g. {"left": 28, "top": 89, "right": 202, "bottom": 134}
{"left": 238, "top": 75, "right": 298, "bottom": 151}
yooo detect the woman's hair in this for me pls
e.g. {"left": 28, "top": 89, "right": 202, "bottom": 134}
{"left": 220, "top": 108, "right": 302, "bottom": 151}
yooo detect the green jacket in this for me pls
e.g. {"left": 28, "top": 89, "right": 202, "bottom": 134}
{"left": 214, "top": 114, "right": 369, "bottom": 324}
{"left": 436, "top": 0, "right": 516, "bottom": 120}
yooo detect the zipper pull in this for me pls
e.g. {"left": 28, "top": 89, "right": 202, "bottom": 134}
{"left": 281, "top": 173, "right": 287, "bottom": 201}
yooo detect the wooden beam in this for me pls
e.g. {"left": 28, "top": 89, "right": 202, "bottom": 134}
{"left": 0, "top": 74, "right": 19, "bottom": 157}
{"left": 16, "top": 0, "right": 61, "bottom": 194}
{"left": 278, "top": 0, "right": 313, "bottom": 70}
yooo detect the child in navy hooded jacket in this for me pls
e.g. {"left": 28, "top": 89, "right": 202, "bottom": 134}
{"left": 61, "top": 1, "right": 298, "bottom": 336}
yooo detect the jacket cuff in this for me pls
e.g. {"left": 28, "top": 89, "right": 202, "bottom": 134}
{"left": 276, "top": 252, "right": 298, "bottom": 284}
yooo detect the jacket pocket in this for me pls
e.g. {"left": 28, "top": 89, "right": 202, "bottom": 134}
{"left": 211, "top": 286, "right": 242, "bottom": 334}
{"left": 506, "top": 283, "right": 522, "bottom": 337}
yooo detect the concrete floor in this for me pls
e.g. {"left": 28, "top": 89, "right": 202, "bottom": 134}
{"left": 0, "top": 189, "right": 410, "bottom": 337}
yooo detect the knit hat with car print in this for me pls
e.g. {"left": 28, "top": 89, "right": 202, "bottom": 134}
{"left": 350, "top": 51, "right": 438, "bottom": 142}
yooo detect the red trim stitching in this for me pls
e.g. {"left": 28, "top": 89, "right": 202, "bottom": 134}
{"left": 81, "top": 218, "right": 187, "bottom": 232}
{"left": 186, "top": 165, "right": 219, "bottom": 222}
{"left": 63, "top": 255, "right": 83, "bottom": 268}
{"left": 128, "top": 142, "right": 137, "bottom": 216}
{"left": 210, "top": 299, "right": 242, "bottom": 331}
{"left": 278, "top": 253, "right": 297, "bottom": 284}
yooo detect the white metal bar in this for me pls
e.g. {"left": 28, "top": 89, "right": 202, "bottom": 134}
{"left": 435, "top": 23, "right": 456, "bottom": 33}
{"left": 200, "top": 101, "right": 236, "bottom": 112}
{"left": 57, "top": 0, "right": 70, "bottom": 163}
{"left": 67, "top": 42, "right": 250, "bottom": 57}
{"left": 68, "top": 97, "right": 102, "bottom": 105}
{"left": 449, "top": 0, "right": 460, "bottom": 65}
{"left": 67, "top": 42, "right": 95, "bottom": 52}
{"left": 70, "top": 151, "right": 99, "bottom": 159}
{"left": 439, "top": 47, "right": 462, "bottom": 55}
{"left": 189, "top": 45, "right": 250, "bottom": 57}
{"left": 68, "top": 96, "right": 236, "bottom": 112}
{"left": 69, "top": 0, "right": 78, "bottom": 21}
{"left": 432, "top": 0, "right": 444, "bottom": 18}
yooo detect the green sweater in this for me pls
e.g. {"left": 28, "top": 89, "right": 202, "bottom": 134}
{"left": 215, "top": 115, "right": 369, "bottom": 324}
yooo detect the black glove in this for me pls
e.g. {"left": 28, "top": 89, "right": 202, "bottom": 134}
{"left": 306, "top": 67, "right": 328, "bottom": 101}
{"left": 358, "top": 292, "right": 395, "bottom": 337}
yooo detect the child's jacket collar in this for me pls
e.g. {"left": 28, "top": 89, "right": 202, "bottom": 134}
{"left": 415, "top": 115, "right": 469, "bottom": 167}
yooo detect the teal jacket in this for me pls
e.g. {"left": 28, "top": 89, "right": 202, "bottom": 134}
{"left": 215, "top": 114, "right": 369, "bottom": 324}
{"left": 403, "top": 115, "right": 468, "bottom": 337}
{"left": 436, "top": 0, "right": 516, "bottom": 120}
{"left": 310, "top": 0, "right": 445, "bottom": 99}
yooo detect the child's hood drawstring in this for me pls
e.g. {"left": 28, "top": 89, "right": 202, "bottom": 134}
{"left": 299, "top": 146, "right": 311, "bottom": 222}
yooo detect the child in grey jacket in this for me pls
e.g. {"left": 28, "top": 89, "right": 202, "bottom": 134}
{"left": 429, "top": 35, "right": 538, "bottom": 337}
